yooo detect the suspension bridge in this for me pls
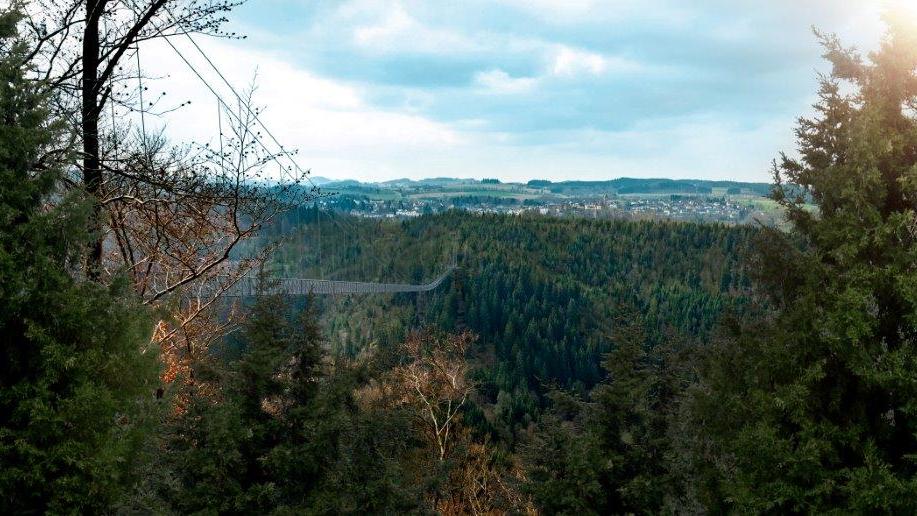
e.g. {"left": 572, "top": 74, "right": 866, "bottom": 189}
{"left": 224, "top": 266, "right": 456, "bottom": 297}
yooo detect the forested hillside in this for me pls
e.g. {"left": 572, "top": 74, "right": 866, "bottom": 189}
{"left": 263, "top": 211, "right": 757, "bottom": 435}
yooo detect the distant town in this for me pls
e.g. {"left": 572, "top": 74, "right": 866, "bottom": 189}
{"left": 310, "top": 177, "right": 787, "bottom": 225}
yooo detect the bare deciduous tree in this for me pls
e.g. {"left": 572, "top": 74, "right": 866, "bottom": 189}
{"left": 394, "top": 330, "right": 476, "bottom": 463}
{"left": 17, "top": 1, "right": 315, "bottom": 392}
{"left": 122, "top": 90, "right": 312, "bottom": 390}
{"left": 23, "top": 0, "right": 250, "bottom": 269}
{"left": 449, "top": 439, "right": 532, "bottom": 516}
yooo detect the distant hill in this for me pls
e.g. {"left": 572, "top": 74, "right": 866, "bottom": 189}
{"left": 314, "top": 176, "right": 775, "bottom": 197}
{"left": 307, "top": 176, "right": 335, "bottom": 186}
{"left": 526, "top": 178, "right": 773, "bottom": 196}
{"left": 381, "top": 177, "right": 476, "bottom": 187}
{"left": 321, "top": 179, "right": 364, "bottom": 188}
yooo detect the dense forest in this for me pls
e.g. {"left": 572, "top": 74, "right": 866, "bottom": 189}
{"left": 264, "top": 210, "right": 757, "bottom": 439}
{"left": 5, "top": 3, "right": 917, "bottom": 514}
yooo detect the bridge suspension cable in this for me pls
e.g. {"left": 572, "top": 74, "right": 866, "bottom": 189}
{"left": 148, "top": 23, "right": 454, "bottom": 296}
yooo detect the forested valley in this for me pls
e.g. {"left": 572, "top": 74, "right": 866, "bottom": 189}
{"left": 264, "top": 211, "right": 756, "bottom": 442}
{"left": 5, "top": 2, "right": 917, "bottom": 514}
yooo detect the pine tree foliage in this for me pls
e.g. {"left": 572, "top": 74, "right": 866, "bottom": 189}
{"left": 267, "top": 209, "right": 755, "bottom": 437}
{"left": 523, "top": 318, "right": 691, "bottom": 514}
{"left": 692, "top": 11, "right": 917, "bottom": 512}
{"left": 0, "top": 9, "right": 157, "bottom": 512}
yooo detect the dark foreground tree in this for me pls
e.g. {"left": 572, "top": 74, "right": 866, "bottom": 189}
{"left": 523, "top": 318, "right": 691, "bottom": 514}
{"left": 0, "top": 9, "right": 158, "bottom": 512}
{"left": 690, "top": 10, "right": 917, "bottom": 512}
{"left": 149, "top": 288, "right": 424, "bottom": 513}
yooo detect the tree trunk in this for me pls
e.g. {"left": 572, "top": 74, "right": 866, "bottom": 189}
{"left": 82, "top": 0, "right": 104, "bottom": 278}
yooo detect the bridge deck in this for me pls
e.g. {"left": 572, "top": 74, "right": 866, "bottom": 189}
{"left": 224, "top": 267, "right": 455, "bottom": 296}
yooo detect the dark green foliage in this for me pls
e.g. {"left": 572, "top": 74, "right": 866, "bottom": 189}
{"left": 267, "top": 210, "right": 754, "bottom": 438}
{"left": 523, "top": 319, "right": 691, "bottom": 514}
{"left": 0, "top": 10, "right": 157, "bottom": 513}
{"left": 690, "top": 15, "right": 917, "bottom": 512}
{"left": 523, "top": 399, "right": 607, "bottom": 515}
{"left": 159, "top": 290, "right": 423, "bottom": 513}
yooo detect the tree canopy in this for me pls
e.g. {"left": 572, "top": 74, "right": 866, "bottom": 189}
{"left": 690, "top": 12, "right": 917, "bottom": 512}
{"left": 0, "top": 11, "right": 157, "bottom": 512}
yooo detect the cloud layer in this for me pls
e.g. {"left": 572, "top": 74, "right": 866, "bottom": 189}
{"left": 140, "top": 0, "right": 887, "bottom": 182}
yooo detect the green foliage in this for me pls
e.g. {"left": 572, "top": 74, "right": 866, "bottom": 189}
{"left": 690, "top": 14, "right": 917, "bottom": 512}
{"left": 523, "top": 318, "right": 692, "bottom": 514}
{"left": 157, "top": 291, "right": 423, "bottom": 513}
{"left": 267, "top": 210, "right": 754, "bottom": 439}
{"left": 0, "top": 10, "right": 157, "bottom": 513}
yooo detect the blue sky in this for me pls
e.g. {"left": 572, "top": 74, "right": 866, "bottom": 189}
{"left": 151, "top": 0, "right": 892, "bottom": 182}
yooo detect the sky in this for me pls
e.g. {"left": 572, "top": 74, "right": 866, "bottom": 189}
{"left": 141, "top": 0, "right": 895, "bottom": 183}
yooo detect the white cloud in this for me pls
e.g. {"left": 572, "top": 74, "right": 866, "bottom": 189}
{"left": 550, "top": 46, "right": 608, "bottom": 76}
{"left": 350, "top": 2, "right": 480, "bottom": 54}
{"left": 494, "top": 0, "right": 695, "bottom": 26}
{"left": 494, "top": 0, "right": 609, "bottom": 22}
{"left": 134, "top": 36, "right": 465, "bottom": 180}
{"left": 473, "top": 69, "right": 538, "bottom": 94}
{"left": 353, "top": 5, "right": 413, "bottom": 46}
{"left": 547, "top": 46, "right": 644, "bottom": 77}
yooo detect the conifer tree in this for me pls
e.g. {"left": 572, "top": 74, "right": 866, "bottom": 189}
{"left": 524, "top": 318, "right": 688, "bottom": 514}
{"left": 693, "top": 11, "right": 917, "bottom": 512}
{"left": 163, "top": 287, "right": 316, "bottom": 513}
{"left": 0, "top": 9, "right": 157, "bottom": 512}
{"left": 161, "top": 287, "right": 422, "bottom": 513}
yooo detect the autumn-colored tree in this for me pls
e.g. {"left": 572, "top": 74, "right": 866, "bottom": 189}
{"left": 19, "top": 1, "right": 314, "bottom": 395}
{"left": 449, "top": 438, "right": 532, "bottom": 515}
{"left": 387, "top": 330, "right": 530, "bottom": 514}
{"left": 394, "top": 330, "right": 476, "bottom": 463}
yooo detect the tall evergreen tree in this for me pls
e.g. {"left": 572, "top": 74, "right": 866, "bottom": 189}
{"left": 523, "top": 319, "right": 689, "bottom": 514}
{"left": 164, "top": 288, "right": 321, "bottom": 513}
{"left": 161, "top": 288, "right": 422, "bottom": 513}
{"left": 692, "top": 12, "right": 917, "bottom": 512}
{"left": 0, "top": 9, "right": 157, "bottom": 512}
